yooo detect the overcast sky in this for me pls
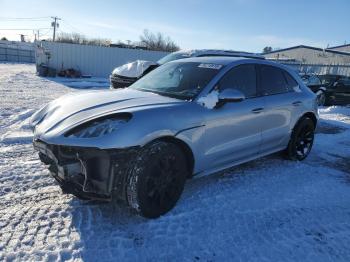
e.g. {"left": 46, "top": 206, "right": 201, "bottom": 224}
{"left": 1, "top": 0, "right": 349, "bottom": 52}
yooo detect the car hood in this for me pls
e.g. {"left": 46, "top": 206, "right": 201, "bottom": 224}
{"left": 31, "top": 88, "right": 184, "bottom": 136}
{"left": 112, "top": 60, "right": 158, "bottom": 78}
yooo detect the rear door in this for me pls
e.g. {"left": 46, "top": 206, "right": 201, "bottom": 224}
{"left": 258, "top": 65, "right": 302, "bottom": 154}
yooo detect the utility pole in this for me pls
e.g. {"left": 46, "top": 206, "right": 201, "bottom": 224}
{"left": 33, "top": 30, "right": 40, "bottom": 42}
{"left": 51, "top": 16, "right": 61, "bottom": 42}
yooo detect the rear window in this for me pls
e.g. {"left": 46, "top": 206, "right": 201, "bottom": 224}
{"left": 260, "top": 65, "right": 292, "bottom": 95}
{"left": 283, "top": 72, "right": 299, "bottom": 90}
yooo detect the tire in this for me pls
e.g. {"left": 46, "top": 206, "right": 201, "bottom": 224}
{"left": 285, "top": 117, "right": 315, "bottom": 161}
{"left": 126, "top": 141, "right": 189, "bottom": 218}
{"left": 317, "top": 91, "right": 326, "bottom": 106}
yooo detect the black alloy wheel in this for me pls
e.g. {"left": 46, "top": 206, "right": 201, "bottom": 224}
{"left": 285, "top": 117, "right": 315, "bottom": 161}
{"left": 127, "top": 141, "right": 189, "bottom": 218}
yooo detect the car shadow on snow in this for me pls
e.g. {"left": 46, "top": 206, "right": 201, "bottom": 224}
{"left": 315, "top": 121, "right": 347, "bottom": 134}
{"left": 318, "top": 153, "right": 350, "bottom": 177}
{"left": 43, "top": 76, "right": 110, "bottom": 90}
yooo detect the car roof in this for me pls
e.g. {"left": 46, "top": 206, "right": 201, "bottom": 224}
{"left": 172, "top": 56, "right": 299, "bottom": 77}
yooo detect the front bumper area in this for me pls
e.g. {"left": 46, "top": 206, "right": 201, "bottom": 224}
{"left": 110, "top": 74, "right": 136, "bottom": 89}
{"left": 33, "top": 139, "right": 139, "bottom": 201}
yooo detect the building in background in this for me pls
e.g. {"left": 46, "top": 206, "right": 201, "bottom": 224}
{"left": 328, "top": 44, "right": 350, "bottom": 53}
{"left": 35, "top": 41, "right": 168, "bottom": 77}
{"left": 263, "top": 45, "right": 350, "bottom": 76}
{"left": 263, "top": 45, "right": 350, "bottom": 64}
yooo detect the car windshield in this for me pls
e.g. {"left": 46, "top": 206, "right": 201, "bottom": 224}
{"left": 157, "top": 52, "right": 192, "bottom": 65}
{"left": 130, "top": 61, "right": 223, "bottom": 100}
{"left": 318, "top": 75, "right": 337, "bottom": 85}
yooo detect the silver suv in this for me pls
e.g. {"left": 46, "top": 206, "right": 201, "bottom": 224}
{"left": 31, "top": 56, "right": 318, "bottom": 218}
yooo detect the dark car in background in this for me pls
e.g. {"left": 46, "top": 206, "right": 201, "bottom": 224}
{"left": 110, "top": 49, "right": 264, "bottom": 89}
{"left": 300, "top": 74, "right": 326, "bottom": 105}
{"left": 301, "top": 74, "right": 350, "bottom": 106}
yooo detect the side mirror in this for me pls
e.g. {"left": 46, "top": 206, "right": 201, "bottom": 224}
{"left": 218, "top": 89, "right": 245, "bottom": 104}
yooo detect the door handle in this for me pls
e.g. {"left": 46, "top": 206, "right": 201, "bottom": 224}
{"left": 292, "top": 101, "right": 302, "bottom": 106}
{"left": 252, "top": 108, "right": 264, "bottom": 113}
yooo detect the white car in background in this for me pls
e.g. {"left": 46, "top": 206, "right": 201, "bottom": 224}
{"left": 110, "top": 49, "right": 264, "bottom": 89}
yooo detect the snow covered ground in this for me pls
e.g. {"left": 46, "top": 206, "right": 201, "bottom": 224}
{"left": 1, "top": 63, "right": 350, "bottom": 261}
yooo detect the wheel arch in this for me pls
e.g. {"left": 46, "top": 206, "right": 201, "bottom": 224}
{"left": 149, "top": 136, "right": 195, "bottom": 177}
{"left": 300, "top": 112, "right": 318, "bottom": 128}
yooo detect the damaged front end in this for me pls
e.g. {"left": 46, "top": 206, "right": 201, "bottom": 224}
{"left": 34, "top": 139, "right": 138, "bottom": 201}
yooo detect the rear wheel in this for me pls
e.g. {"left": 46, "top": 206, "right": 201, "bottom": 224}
{"left": 126, "top": 141, "right": 189, "bottom": 218}
{"left": 285, "top": 117, "right": 315, "bottom": 161}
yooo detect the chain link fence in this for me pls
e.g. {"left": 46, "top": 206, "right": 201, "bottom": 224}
{"left": 0, "top": 42, "right": 35, "bottom": 63}
{"left": 278, "top": 61, "right": 350, "bottom": 76}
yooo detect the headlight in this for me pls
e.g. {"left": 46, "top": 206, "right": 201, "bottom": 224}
{"left": 65, "top": 114, "right": 131, "bottom": 138}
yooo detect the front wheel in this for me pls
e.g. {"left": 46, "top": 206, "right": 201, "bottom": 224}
{"left": 126, "top": 141, "right": 189, "bottom": 218}
{"left": 285, "top": 117, "right": 315, "bottom": 161}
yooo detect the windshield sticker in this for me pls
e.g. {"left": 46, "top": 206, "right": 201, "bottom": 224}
{"left": 198, "top": 63, "right": 223, "bottom": 70}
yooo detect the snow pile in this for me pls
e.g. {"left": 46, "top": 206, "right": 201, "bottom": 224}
{"left": 318, "top": 106, "right": 350, "bottom": 128}
{"left": 1, "top": 63, "right": 350, "bottom": 261}
{"left": 197, "top": 90, "right": 219, "bottom": 109}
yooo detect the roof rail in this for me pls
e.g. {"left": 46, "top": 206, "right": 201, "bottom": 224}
{"left": 190, "top": 49, "right": 265, "bottom": 60}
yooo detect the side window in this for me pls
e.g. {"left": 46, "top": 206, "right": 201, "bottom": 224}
{"left": 308, "top": 75, "right": 321, "bottom": 85}
{"left": 218, "top": 64, "right": 257, "bottom": 98}
{"left": 283, "top": 71, "right": 299, "bottom": 91}
{"left": 260, "top": 65, "right": 290, "bottom": 95}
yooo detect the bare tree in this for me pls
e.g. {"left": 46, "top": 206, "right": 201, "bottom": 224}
{"left": 55, "top": 32, "right": 111, "bottom": 46}
{"left": 139, "top": 29, "right": 180, "bottom": 52}
{"left": 262, "top": 46, "right": 273, "bottom": 54}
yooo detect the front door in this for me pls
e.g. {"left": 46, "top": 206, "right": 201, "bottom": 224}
{"left": 202, "top": 64, "right": 264, "bottom": 170}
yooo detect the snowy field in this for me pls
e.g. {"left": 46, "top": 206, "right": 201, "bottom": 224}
{"left": 1, "top": 63, "right": 350, "bottom": 261}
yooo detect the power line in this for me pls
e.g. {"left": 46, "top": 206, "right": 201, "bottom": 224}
{"left": 0, "top": 28, "right": 51, "bottom": 30}
{"left": 0, "top": 16, "right": 50, "bottom": 20}
{"left": 38, "top": 28, "right": 51, "bottom": 36}
{"left": 61, "top": 19, "right": 84, "bottom": 35}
